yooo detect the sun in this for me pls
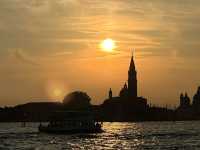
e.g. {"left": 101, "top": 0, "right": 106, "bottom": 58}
{"left": 53, "top": 88, "right": 62, "bottom": 97}
{"left": 101, "top": 38, "right": 115, "bottom": 52}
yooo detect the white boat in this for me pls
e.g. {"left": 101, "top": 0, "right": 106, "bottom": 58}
{"left": 38, "top": 111, "right": 103, "bottom": 134}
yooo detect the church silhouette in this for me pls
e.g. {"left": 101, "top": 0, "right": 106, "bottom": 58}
{"left": 3, "top": 50, "right": 200, "bottom": 122}
{"left": 100, "top": 52, "right": 148, "bottom": 121}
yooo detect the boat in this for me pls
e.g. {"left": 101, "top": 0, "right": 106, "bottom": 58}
{"left": 38, "top": 111, "right": 103, "bottom": 134}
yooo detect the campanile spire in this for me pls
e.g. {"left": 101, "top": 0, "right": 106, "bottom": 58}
{"left": 128, "top": 49, "right": 137, "bottom": 99}
{"left": 129, "top": 49, "right": 135, "bottom": 71}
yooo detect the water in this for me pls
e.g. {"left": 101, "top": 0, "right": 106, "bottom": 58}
{"left": 0, "top": 121, "right": 200, "bottom": 150}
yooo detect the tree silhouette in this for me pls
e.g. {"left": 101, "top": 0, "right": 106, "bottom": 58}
{"left": 63, "top": 91, "right": 91, "bottom": 110}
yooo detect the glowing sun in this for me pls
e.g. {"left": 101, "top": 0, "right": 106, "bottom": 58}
{"left": 101, "top": 38, "right": 115, "bottom": 52}
{"left": 53, "top": 88, "right": 62, "bottom": 97}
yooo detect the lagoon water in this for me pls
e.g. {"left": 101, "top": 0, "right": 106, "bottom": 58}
{"left": 0, "top": 121, "right": 200, "bottom": 149}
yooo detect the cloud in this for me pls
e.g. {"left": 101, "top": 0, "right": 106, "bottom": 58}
{"left": 1, "top": 0, "right": 200, "bottom": 106}
{"left": 11, "top": 49, "right": 40, "bottom": 66}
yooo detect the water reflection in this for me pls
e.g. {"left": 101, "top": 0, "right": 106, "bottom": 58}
{"left": 1, "top": 122, "right": 200, "bottom": 149}
{"left": 102, "top": 122, "right": 144, "bottom": 149}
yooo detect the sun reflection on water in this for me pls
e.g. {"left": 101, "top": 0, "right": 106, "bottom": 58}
{"left": 100, "top": 122, "right": 145, "bottom": 149}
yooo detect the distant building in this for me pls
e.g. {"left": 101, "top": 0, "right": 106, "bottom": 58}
{"left": 100, "top": 52, "right": 148, "bottom": 121}
{"left": 179, "top": 93, "right": 191, "bottom": 108}
{"left": 175, "top": 89, "right": 200, "bottom": 120}
{"left": 176, "top": 86, "right": 200, "bottom": 117}
{"left": 176, "top": 93, "right": 192, "bottom": 120}
{"left": 192, "top": 86, "right": 200, "bottom": 113}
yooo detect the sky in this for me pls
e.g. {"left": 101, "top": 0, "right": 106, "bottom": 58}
{"left": 1, "top": 0, "right": 200, "bottom": 107}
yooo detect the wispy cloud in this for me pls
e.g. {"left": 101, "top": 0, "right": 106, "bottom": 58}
{"left": 11, "top": 49, "right": 40, "bottom": 66}
{"left": 1, "top": 0, "right": 200, "bottom": 106}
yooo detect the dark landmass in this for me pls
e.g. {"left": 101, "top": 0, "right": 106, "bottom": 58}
{"left": 0, "top": 54, "right": 200, "bottom": 122}
{"left": 0, "top": 88, "right": 200, "bottom": 122}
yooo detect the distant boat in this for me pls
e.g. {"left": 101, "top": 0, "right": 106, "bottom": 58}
{"left": 38, "top": 111, "right": 103, "bottom": 134}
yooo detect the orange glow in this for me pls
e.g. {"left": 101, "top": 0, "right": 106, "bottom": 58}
{"left": 46, "top": 81, "right": 69, "bottom": 101}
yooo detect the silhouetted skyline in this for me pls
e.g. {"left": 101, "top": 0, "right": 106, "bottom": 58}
{"left": 1, "top": 0, "right": 200, "bottom": 106}
{"left": 0, "top": 55, "right": 200, "bottom": 122}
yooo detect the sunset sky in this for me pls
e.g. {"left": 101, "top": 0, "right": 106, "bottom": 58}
{"left": 1, "top": 0, "right": 200, "bottom": 107}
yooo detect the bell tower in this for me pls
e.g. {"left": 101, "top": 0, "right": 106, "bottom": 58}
{"left": 109, "top": 88, "right": 112, "bottom": 99}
